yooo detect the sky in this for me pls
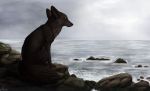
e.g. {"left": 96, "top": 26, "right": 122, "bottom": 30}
{"left": 0, "top": 0, "right": 150, "bottom": 40}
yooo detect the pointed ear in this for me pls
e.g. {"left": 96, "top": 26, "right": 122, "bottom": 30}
{"left": 46, "top": 8, "right": 51, "bottom": 19}
{"left": 51, "top": 6, "right": 59, "bottom": 18}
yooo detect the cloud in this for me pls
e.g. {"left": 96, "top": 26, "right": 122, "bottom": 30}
{"left": 71, "top": 0, "right": 150, "bottom": 40}
{"left": 0, "top": 0, "right": 150, "bottom": 40}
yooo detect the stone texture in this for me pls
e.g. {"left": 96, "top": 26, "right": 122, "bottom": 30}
{"left": 96, "top": 73, "right": 132, "bottom": 90}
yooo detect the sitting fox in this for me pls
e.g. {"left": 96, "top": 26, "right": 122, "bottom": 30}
{"left": 21, "top": 6, "right": 73, "bottom": 65}
{"left": 19, "top": 6, "right": 73, "bottom": 84}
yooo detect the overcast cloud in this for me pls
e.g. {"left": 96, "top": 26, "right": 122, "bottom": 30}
{"left": 0, "top": 0, "right": 150, "bottom": 40}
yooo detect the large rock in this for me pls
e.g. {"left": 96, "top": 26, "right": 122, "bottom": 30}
{"left": 0, "top": 42, "right": 21, "bottom": 66}
{"left": 0, "top": 42, "right": 21, "bottom": 78}
{"left": 1, "top": 53, "right": 21, "bottom": 65}
{"left": 85, "top": 80, "right": 97, "bottom": 89}
{"left": 0, "top": 42, "right": 11, "bottom": 55}
{"left": 19, "top": 63, "right": 70, "bottom": 87}
{"left": 57, "top": 77, "right": 91, "bottom": 91}
{"left": 130, "top": 80, "right": 150, "bottom": 91}
{"left": 96, "top": 73, "right": 132, "bottom": 90}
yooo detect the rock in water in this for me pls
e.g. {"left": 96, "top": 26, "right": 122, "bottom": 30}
{"left": 86, "top": 56, "right": 110, "bottom": 61}
{"left": 86, "top": 56, "right": 96, "bottom": 60}
{"left": 135, "top": 64, "right": 143, "bottom": 68}
{"left": 73, "top": 59, "right": 80, "bottom": 61}
{"left": 114, "top": 58, "right": 127, "bottom": 63}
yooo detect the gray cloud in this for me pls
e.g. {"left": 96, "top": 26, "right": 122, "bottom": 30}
{"left": 0, "top": 0, "right": 150, "bottom": 40}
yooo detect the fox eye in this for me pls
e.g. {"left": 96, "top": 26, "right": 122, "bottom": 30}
{"left": 64, "top": 16, "right": 67, "bottom": 19}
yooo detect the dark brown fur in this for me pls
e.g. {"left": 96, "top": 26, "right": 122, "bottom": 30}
{"left": 19, "top": 6, "right": 73, "bottom": 85}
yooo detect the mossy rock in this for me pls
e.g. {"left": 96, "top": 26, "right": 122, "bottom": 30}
{"left": 0, "top": 42, "right": 11, "bottom": 55}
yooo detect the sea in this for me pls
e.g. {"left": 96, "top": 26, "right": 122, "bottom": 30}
{"left": 1, "top": 39, "right": 150, "bottom": 82}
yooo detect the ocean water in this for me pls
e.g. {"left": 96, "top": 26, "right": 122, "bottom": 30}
{"left": 1, "top": 39, "right": 150, "bottom": 82}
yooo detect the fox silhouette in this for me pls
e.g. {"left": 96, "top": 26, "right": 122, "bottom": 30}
{"left": 19, "top": 6, "right": 73, "bottom": 85}
{"left": 21, "top": 6, "right": 73, "bottom": 65}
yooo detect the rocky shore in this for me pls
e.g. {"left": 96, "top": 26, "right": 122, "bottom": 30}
{"left": 0, "top": 42, "right": 149, "bottom": 91}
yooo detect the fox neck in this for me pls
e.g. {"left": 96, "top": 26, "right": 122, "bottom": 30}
{"left": 45, "top": 20, "right": 63, "bottom": 38}
{"left": 45, "top": 19, "right": 63, "bottom": 28}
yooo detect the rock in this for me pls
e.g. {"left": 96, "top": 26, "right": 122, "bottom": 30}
{"left": 0, "top": 42, "right": 11, "bottom": 55}
{"left": 0, "top": 42, "right": 21, "bottom": 66}
{"left": 137, "top": 79, "right": 140, "bottom": 81}
{"left": 96, "top": 58, "right": 110, "bottom": 60}
{"left": 73, "top": 59, "right": 79, "bottom": 61}
{"left": 63, "top": 77, "right": 85, "bottom": 87}
{"left": 86, "top": 56, "right": 95, "bottom": 60}
{"left": 71, "top": 74, "right": 77, "bottom": 78}
{"left": 135, "top": 65, "right": 143, "bottom": 68}
{"left": 144, "top": 66, "right": 149, "bottom": 68}
{"left": 96, "top": 73, "right": 132, "bottom": 90}
{"left": 57, "top": 77, "right": 90, "bottom": 91}
{"left": 9, "top": 49, "right": 20, "bottom": 55}
{"left": 86, "top": 56, "right": 110, "bottom": 61}
{"left": 140, "top": 76, "right": 144, "bottom": 79}
{"left": 19, "top": 63, "right": 70, "bottom": 87}
{"left": 146, "top": 77, "right": 150, "bottom": 81}
{"left": 134, "top": 80, "right": 149, "bottom": 87}
{"left": 114, "top": 58, "right": 127, "bottom": 63}
{"left": 131, "top": 80, "right": 150, "bottom": 91}
{"left": 1, "top": 54, "right": 21, "bottom": 65}
{"left": 85, "top": 80, "right": 97, "bottom": 89}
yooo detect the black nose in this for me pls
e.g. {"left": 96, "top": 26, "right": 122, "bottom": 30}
{"left": 66, "top": 22, "right": 73, "bottom": 27}
{"left": 70, "top": 23, "right": 73, "bottom": 26}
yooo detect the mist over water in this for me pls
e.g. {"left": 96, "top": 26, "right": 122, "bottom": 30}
{"left": 1, "top": 39, "right": 150, "bottom": 82}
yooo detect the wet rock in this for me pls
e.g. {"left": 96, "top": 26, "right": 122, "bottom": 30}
{"left": 146, "top": 77, "right": 150, "bottom": 81}
{"left": 135, "top": 65, "right": 143, "bottom": 68}
{"left": 144, "top": 66, "right": 149, "bottom": 68}
{"left": 0, "top": 42, "right": 21, "bottom": 66}
{"left": 134, "top": 80, "right": 149, "bottom": 87}
{"left": 85, "top": 80, "right": 97, "bottom": 89}
{"left": 140, "top": 76, "right": 144, "bottom": 79}
{"left": 130, "top": 80, "right": 150, "bottom": 91}
{"left": 86, "top": 56, "right": 110, "bottom": 61}
{"left": 10, "top": 49, "right": 20, "bottom": 55}
{"left": 64, "top": 77, "right": 85, "bottom": 87}
{"left": 0, "top": 42, "right": 11, "bottom": 55}
{"left": 57, "top": 77, "right": 90, "bottom": 91}
{"left": 71, "top": 74, "right": 77, "bottom": 78}
{"left": 96, "top": 73, "right": 132, "bottom": 90}
{"left": 7, "top": 50, "right": 21, "bottom": 62}
{"left": 1, "top": 54, "right": 21, "bottom": 65}
{"left": 73, "top": 59, "right": 79, "bottom": 61}
{"left": 114, "top": 58, "right": 127, "bottom": 63}
{"left": 137, "top": 79, "right": 140, "bottom": 81}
